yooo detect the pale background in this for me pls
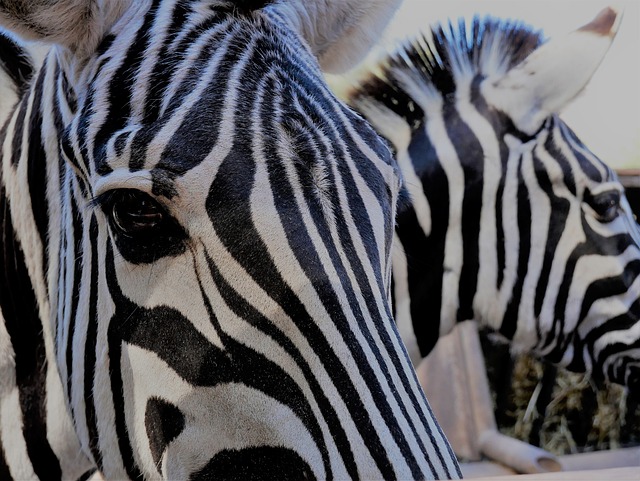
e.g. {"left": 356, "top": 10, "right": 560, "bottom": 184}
{"left": 340, "top": 0, "right": 640, "bottom": 169}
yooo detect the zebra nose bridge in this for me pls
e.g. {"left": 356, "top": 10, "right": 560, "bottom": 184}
{"left": 122, "top": 333, "right": 329, "bottom": 478}
{"left": 628, "top": 213, "right": 640, "bottom": 247}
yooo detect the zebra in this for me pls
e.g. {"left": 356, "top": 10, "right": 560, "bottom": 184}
{"left": 0, "top": 1, "right": 463, "bottom": 480}
{"left": 346, "top": 7, "right": 640, "bottom": 392}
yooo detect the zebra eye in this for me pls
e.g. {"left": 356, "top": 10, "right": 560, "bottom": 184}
{"left": 96, "top": 189, "right": 187, "bottom": 264}
{"left": 110, "top": 190, "right": 165, "bottom": 237}
{"left": 590, "top": 191, "right": 621, "bottom": 223}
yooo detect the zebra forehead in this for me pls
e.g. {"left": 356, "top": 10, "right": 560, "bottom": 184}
{"left": 63, "top": 6, "right": 365, "bottom": 183}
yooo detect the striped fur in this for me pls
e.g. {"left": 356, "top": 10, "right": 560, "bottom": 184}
{"left": 348, "top": 11, "right": 640, "bottom": 392}
{"left": 0, "top": 1, "right": 460, "bottom": 480}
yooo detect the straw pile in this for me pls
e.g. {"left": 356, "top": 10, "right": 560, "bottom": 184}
{"left": 480, "top": 331, "right": 640, "bottom": 455}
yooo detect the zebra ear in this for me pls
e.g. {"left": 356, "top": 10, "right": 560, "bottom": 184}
{"left": 275, "top": 0, "right": 402, "bottom": 73}
{"left": 0, "top": 1, "right": 126, "bottom": 54}
{"left": 483, "top": 7, "right": 622, "bottom": 135}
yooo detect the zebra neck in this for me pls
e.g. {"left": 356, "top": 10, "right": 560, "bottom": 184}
{"left": 0, "top": 55, "right": 93, "bottom": 479}
{"left": 391, "top": 108, "right": 517, "bottom": 359}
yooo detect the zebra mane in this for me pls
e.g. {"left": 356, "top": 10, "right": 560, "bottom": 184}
{"left": 350, "top": 15, "right": 544, "bottom": 106}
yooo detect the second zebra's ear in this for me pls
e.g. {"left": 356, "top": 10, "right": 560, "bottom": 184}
{"left": 482, "top": 6, "right": 622, "bottom": 135}
{"left": 274, "top": 0, "right": 402, "bottom": 73}
{"left": 0, "top": 0, "right": 130, "bottom": 55}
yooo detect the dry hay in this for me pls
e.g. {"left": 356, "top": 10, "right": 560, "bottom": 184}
{"left": 480, "top": 331, "right": 640, "bottom": 456}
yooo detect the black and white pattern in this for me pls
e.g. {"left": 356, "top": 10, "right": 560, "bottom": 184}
{"left": 0, "top": 1, "right": 461, "bottom": 480}
{"left": 348, "top": 8, "right": 640, "bottom": 392}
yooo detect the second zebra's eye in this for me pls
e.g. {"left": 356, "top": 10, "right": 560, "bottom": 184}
{"left": 111, "top": 190, "right": 165, "bottom": 237}
{"left": 590, "top": 191, "right": 621, "bottom": 223}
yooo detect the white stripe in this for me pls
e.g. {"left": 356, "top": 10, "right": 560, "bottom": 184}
{"left": 515, "top": 148, "right": 551, "bottom": 345}
{"left": 453, "top": 85, "right": 501, "bottom": 322}
{"left": 129, "top": 0, "right": 181, "bottom": 122}
{"left": 159, "top": 19, "right": 235, "bottom": 117}
{"left": 392, "top": 236, "right": 422, "bottom": 365}
{"left": 0, "top": 387, "right": 38, "bottom": 480}
{"left": 141, "top": 22, "right": 243, "bottom": 172}
{"left": 424, "top": 99, "right": 465, "bottom": 336}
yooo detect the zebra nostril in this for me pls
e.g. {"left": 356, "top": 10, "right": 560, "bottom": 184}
{"left": 190, "top": 447, "right": 316, "bottom": 481}
{"left": 145, "top": 397, "right": 185, "bottom": 471}
{"left": 626, "top": 368, "right": 640, "bottom": 400}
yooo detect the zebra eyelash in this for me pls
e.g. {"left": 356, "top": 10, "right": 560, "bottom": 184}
{"left": 88, "top": 189, "right": 160, "bottom": 211}
{"left": 89, "top": 191, "right": 118, "bottom": 210}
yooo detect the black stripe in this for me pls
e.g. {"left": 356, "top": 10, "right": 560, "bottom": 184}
{"left": 578, "top": 259, "right": 640, "bottom": 326}
{"left": 10, "top": 87, "right": 29, "bottom": 166}
{"left": 358, "top": 81, "right": 425, "bottom": 131}
{"left": 84, "top": 216, "right": 103, "bottom": 470}
{"left": 533, "top": 154, "right": 570, "bottom": 320}
{"left": 77, "top": 54, "right": 114, "bottom": 178}
{"left": 66, "top": 192, "right": 84, "bottom": 405}
{"left": 584, "top": 299, "right": 640, "bottom": 354}
{"left": 559, "top": 122, "right": 602, "bottom": 182}
{"left": 102, "top": 243, "right": 143, "bottom": 480}
{"left": 495, "top": 139, "right": 509, "bottom": 289}
{"left": 500, "top": 161, "right": 531, "bottom": 340}
{"left": 27, "top": 66, "right": 50, "bottom": 297}
{"left": 0, "top": 176, "right": 62, "bottom": 479}
{"left": 444, "top": 102, "right": 482, "bottom": 323}
{"left": 403, "top": 124, "right": 448, "bottom": 357}
{"left": 76, "top": 468, "right": 97, "bottom": 481}
{"left": 542, "top": 120, "right": 576, "bottom": 196}
{"left": 60, "top": 69, "right": 78, "bottom": 113}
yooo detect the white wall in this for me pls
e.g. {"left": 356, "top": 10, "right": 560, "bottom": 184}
{"left": 359, "top": 0, "right": 640, "bottom": 168}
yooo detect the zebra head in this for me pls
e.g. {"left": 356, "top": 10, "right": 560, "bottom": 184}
{"left": 482, "top": 9, "right": 640, "bottom": 390}
{"left": 347, "top": 8, "right": 640, "bottom": 393}
{"left": 0, "top": 0, "right": 461, "bottom": 480}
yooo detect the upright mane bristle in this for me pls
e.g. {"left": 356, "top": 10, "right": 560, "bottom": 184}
{"left": 350, "top": 15, "right": 545, "bottom": 106}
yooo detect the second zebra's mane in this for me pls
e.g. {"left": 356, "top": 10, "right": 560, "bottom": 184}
{"left": 350, "top": 16, "right": 544, "bottom": 120}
